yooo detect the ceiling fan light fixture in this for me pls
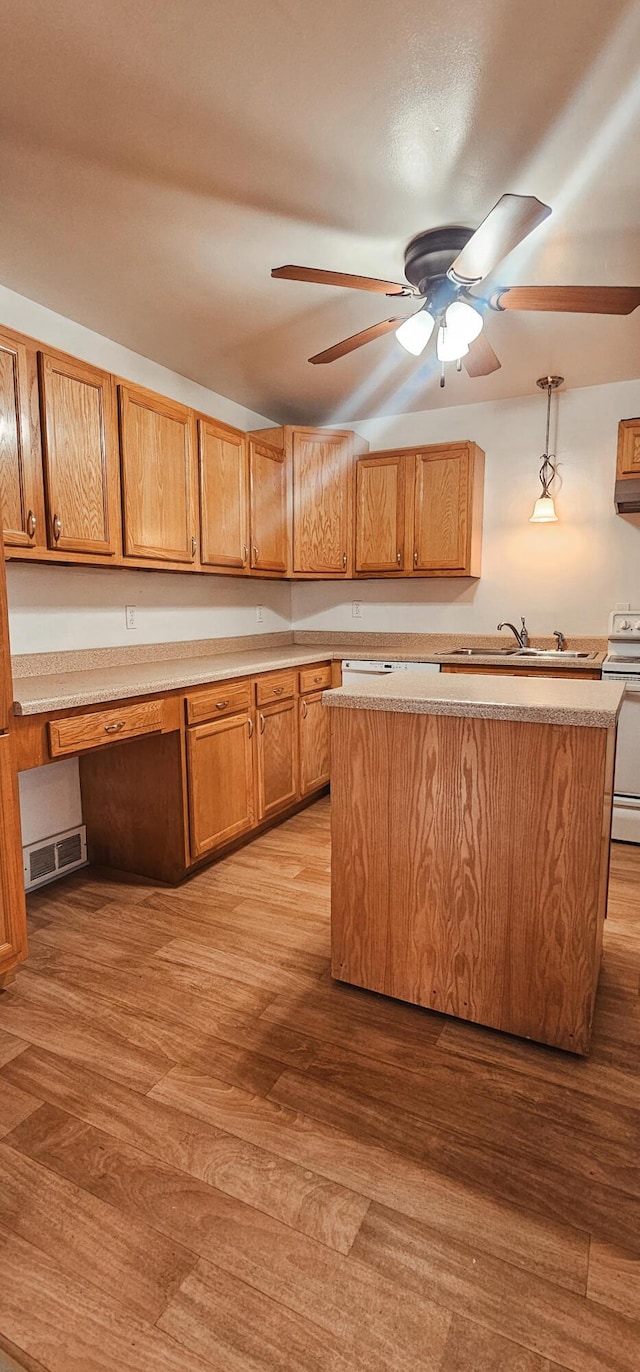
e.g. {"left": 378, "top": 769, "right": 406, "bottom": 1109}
{"left": 395, "top": 308, "right": 435, "bottom": 356}
{"left": 444, "top": 299, "right": 484, "bottom": 345}
{"left": 436, "top": 324, "right": 469, "bottom": 362}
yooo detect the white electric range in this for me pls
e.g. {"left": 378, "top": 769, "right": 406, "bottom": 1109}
{"left": 602, "top": 611, "right": 640, "bottom": 842}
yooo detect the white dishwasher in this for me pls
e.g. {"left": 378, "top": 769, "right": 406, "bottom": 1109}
{"left": 341, "top": 659, "right": 441, "bottom": 685}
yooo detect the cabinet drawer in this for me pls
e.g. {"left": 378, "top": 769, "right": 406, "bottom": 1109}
{"left": 255, "top": 671, "right": 297, "bottom": 706}
{"left": 299, "top": 663, "right": 331, "bottom": 694}
{"left": 186, "top": 679, "right": 251, "bottom": 726}
{"left": 48, "top": 700, "right": 165, "bottom": 758}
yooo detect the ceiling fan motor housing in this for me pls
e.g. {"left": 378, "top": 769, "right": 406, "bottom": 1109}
{"left": 403, "top": 226, "right": 475, "bottom": 296}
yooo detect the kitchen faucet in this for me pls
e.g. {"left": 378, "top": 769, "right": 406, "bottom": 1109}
{"left": 497, "top": 617, "right": 530, "bottom": 649}
{"left": 553, "top": 630, "right": 566, "bottom": 651}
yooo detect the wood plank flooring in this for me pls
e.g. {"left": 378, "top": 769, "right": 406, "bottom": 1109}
{"left": 0, "top": 796, "right": 639, "bottom": 1371}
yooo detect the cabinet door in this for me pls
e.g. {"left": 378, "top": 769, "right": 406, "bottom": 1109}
{"left": 412, "top": 447, "right": 470, "bottom": 572}
{"left": 617, "top": 418, "right": 640, "bottom": 477}
{"left": 0, "top": 734, "right": 27, "bottom": 982}
{"left": 249, "top": 439, "right": 288, "bottom": 573}
{"left": 119, "top": 384, "right": 196, "bottom": 563}
{"left": 187, "top": 712, "right": 255, "bottom": 858}
{"left": 256, "top": 697, "right": 298, "bottom": 819}
{"left": 299, "top": 691, "right": 330, "bottom": 796}
{"left": 293, "top": 430, "right": 352, "bottom": 574}
{"left": 199, "top": 418, "right": 249, "bottom": 570}
{"left": 355, "top": 454, "right": 405, "bottom": 573}
{"left": 39, "top": 352, "right": 119, "bottom": 555}
{"left": 0, "top": 328, "right": 43, "bottom": 549}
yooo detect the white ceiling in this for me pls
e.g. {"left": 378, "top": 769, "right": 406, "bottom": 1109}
{"left": 1, "top": 0, "right": 640, "bottom": 423}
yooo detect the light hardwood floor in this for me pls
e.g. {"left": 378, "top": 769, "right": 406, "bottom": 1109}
{"left": 0, "top": 796, "right": 638, "bottom": 1371}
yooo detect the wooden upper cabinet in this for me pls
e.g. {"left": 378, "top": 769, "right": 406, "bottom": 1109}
{"left": 0, "top": 328, "right": 44, "bottom": 549}
{"left": 617, "top": 418, "right": 640, "bottom": 478}
{"left": 198, "top": 418, "right": 249, "bottom": 570}
{"left": 39, "top": 352, "right": 119, "bottom": 556}
{"left": 248, "top": 438, "right": 288, "bottom": 574}
{"left": 355, "top": 454, "right": 405, "bottom": 573}
{"left": 119, "top": 383, "right": 197, "bottom": 563}
{"left": 411, "top": 444, "right": 484, "bottom": 576}
{"left": 291, "top": 429, "right": 355, "bottom": 575}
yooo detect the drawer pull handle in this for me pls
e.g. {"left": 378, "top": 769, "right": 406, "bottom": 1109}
{"left": 215, "top": 700, "right": 229, "bottom": 710}
{"left": 413, "top": 549, "right": 418, "bottom": 567}
{"left": 247, "top": 717, "right": 254, "bottom": 738}
{"left": 243, "top": 544, "right": 249, "bottom": 564}
{"left": 314, "top": 675, "right": 322, "bottom": 682}
{"left": 397, "top": 550, "right": 402, "bottom": 565}
{"left": 301, "top": 699, "right": 308, "bottom": 719}
{"left": 27, "top": 509, "right": 36, "bottom": 539}
{"left": 52, "top": 513, "right": 62, "bottom": 543}
{"left": 342, "top": 552, "right": 347, "bottom": 569}
{"left": 104, "top": 722, "right": 125, "bottom": 734}
{"left": 273, "top": 686, "right": 284, "bottom": 695}
{"left": 259, "top": 713, "right": 265, "bottom": 734}
{"left": 191, "top": 534, "right": 197, "bottom": 557}
{"left": 253, "top": 545, "right": 259, "bottom": 561}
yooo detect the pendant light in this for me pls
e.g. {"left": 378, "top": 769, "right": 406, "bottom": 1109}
{"left": 529, "top": 375, "right": 563, "bottom": 522}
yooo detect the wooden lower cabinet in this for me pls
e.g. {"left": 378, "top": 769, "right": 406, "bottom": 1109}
{"left": 0, "top": 734, "right": 27, "bottom": 984}
{"left": 299, "top": 691, "right": 330, "bottom": 796}
{"left": 256, "top": 697, "right": 299, "bottom": 820}
{"left": 187, "top": 712, "right": 255, "bottom": 858}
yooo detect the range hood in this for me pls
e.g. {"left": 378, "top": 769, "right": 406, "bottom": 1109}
{"left": 615, "top": 478, "right": 640, "bottom": 513}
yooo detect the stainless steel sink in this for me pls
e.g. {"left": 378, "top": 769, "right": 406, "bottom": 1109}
{"left": 450, "top": 647, "right": 518, "bottom": 656}
{"left": 515, "top": 649, "right": 595, "bottom": 659}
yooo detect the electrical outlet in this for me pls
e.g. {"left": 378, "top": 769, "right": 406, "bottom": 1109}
{"left": 352, "top": 601, "right": 363, "bottom": 619}
{"left": 256, "top": 604, "right": 264, "bottom": 624}
{"left": 125, "top": 605, "right": 137, "bottom": 630}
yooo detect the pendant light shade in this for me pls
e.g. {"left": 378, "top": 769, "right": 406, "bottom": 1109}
{"left": 529, "top": 495, "right": 558, "bottom": 523}
{"left": 529, "top": 375, "right": 563, "bottom": 523}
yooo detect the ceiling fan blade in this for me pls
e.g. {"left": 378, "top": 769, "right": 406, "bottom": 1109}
{"left": 492, "top": 285, "right": 640, "bottom": 315}
{"left": 309, "top": 317, "right": 405, "bottom": 364}
{"left": 272, "top": 265, "right": 409, "bottom": 295}
{"left": 463, "top": 333, "right": 502, "bottom": 377}
{"left": 448, "top": 194, "right": 552, "bottom": 286}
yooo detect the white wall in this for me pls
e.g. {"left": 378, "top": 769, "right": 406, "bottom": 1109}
{"left": 292, "top": 378, "right": 640, "bottom": 638}
{"left": 7, "top": 563, "right": 290, "bottom": 656}
{"left": 1, "top": 284, "right": 285, "bottom": 847}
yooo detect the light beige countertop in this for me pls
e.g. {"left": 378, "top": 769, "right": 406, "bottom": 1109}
{"left": 323, "top": 671, "right": 625, "bottom": 729}
{"left": 11, "top": 633, "right": 607, "bottom": 716}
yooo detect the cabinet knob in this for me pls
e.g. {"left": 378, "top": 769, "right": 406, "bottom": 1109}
{"left": 26, "top": 509, "right": 36, "bottom": 539}
{"left": 104, "top": 721, "right": 125, "bottom": 734}
{"left": 342, "top": 552, "right": 347, "bottom": 569}
{"left": 52, "top": 513, "right": 62, "bottom": 543}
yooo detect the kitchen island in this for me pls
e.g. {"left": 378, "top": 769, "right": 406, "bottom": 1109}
{"left": 324, "top": 671, "right": 625, "bottom": 1054}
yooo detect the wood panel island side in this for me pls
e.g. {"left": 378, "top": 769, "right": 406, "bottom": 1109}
{"left": 325, "top": 671, "right": 625, "bottom": 1055}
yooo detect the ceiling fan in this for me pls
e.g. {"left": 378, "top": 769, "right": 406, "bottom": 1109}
{"left": 271, "top": 194, "right": 640, "bottom": 384}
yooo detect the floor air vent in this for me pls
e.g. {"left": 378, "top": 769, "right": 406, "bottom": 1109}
{"left": 23, "top": 825, "right": 88, "bottom": 892}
